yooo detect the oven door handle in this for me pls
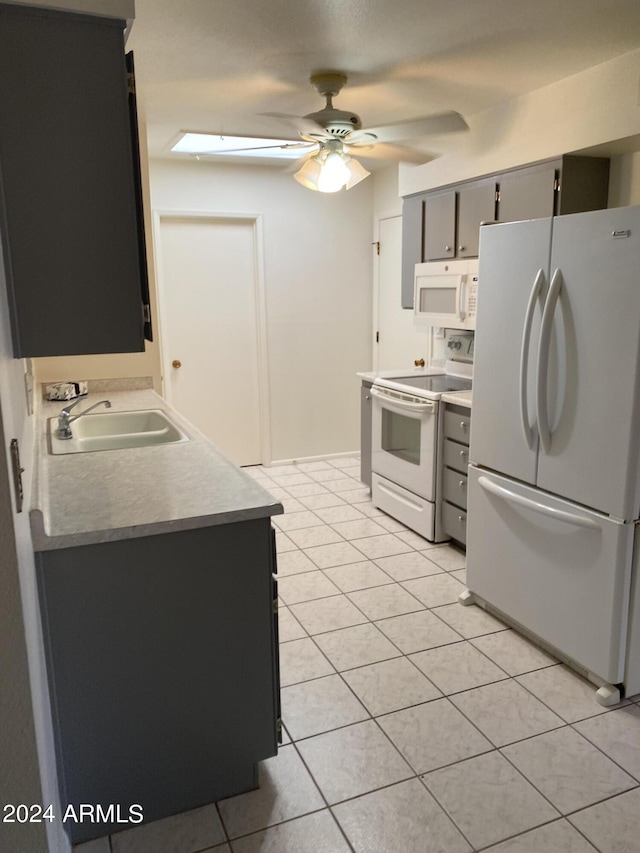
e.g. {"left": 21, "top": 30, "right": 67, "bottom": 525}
{"left": 370, "top": 387, "right": 436, "bottom": 413}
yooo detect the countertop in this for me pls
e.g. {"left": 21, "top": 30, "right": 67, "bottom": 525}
{"left": 357, "top": 367, "right": 444, "bottom": 383}
{"left": 440, "top": 390, "right": 472, "bottom": 408}
{"left": 31, "top": 389, "right": 282, "bottom": 551}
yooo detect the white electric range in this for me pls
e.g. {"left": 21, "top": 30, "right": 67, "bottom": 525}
{"left": 370, "top": 360, "right": 472, "bottom": 541}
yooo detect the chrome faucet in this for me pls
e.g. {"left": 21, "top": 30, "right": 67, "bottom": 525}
{"left": 57, "top": 399, "right": 112, "bottom": 440}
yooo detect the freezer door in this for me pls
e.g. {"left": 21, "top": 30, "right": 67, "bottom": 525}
{"left": 467, "top": 466, "right": 634, "bottom": 684}
{"left": 538, "top": 206, "right": 640, "bottom": 519}
{"left": 470, "top": 217, "right": 552, "bottom": 484}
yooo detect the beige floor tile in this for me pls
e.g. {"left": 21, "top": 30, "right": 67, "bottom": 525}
{"left": 330, "top": 518, "right": 389, "bottom": 540}
{"left": 314, "top": 623, "right": 401, "bottom": 671}
{"left": 373, "top": 551, "right": 444, "bottom": 581}
{"left": 277, "top": 606, "right": 307, "bottom": 642}
{"left": 379, "top": 697, "right": 493, "bottom": 773}
{"left": 296, "top": 720, "right": 413, "bottom": 804}
{"left": 110, "top": 804, "right": 225, "bottom": 853}
{"left": 375, "top": 609, "right": 464, "bottom": 654}
{"left": 322, "top": 560, "right": 394, "bottom": 593}
{"left": 374, "top": 515, "right": 410, "bottom": 533}
{"left": 302, "top": 541, "right": 369, "bottom": 569}
{"left": 574, "top": 705, "right": 640, "bottom": 779}
{"left": 451, "top": 679, "right": 565, "bottom": 746}
{"left": 342, "top": 656, "right": 441, "bottom": 716}
{"left": 324, "top": 478, "right": 366, "bottom": 493}
{"left": 297, "top": 493, "right": 348, "bottom": 510}
{"left": 229, "top": 811, "right": 350, "bottom": 853}
{"left": 294, "top": 461, "right": 333, "bottom": 473}
{"left": 278, "top": 637, "right": 335, "bottom": 686}
{"left": 401, "top": 573, "right": 467, "bottom": 608}
{"left": 396, "top": 530, "right": 435, "bottom": 549}
{"left": 483, "top": 819, "right": 600, "bottom": 852}
{"left": 272, "top": 511, "right": 325, "bottom": 531}
{"left": 217, "top": 745, "right": 324, "bottom": 838}
{"left": 313, "top": 504, "right": 367, "bottom": 523}
{"left": 276, "top": 549, "right": 318, "bottom": 576}
{"left": 568, "top": 788, "right": 640, "bottom": 853}
{"left": 328, "top": 456, "right": 361, "bottom": 469}
{"left": 281, "top": 674, "right": 369, "bottom": 739}
{"left": 269, "top": 473, "right": 315, "bottom": 487}
{"left": 420, "top": 544, "right": 466, "bottom": 571}
{"left": 502, "top": 726, "right": 637, "bottom": 814}
{"left": 449, "top": 567, "right": 467, "bottom": 584}
{"left": 423, "top": 751, "right": 559, "bottom": 849}
{"left": 352, "top": 533, "right": 414, "bottom": 559}
{"left": 332, "top": 778, "right": 471, "bottom": 853}
{"left": 277, "top": 571, "right": 341, "bottom": 605}
{"left": 516, "top": 664, "right": 628, "bottom": 723}
{"left": 284, "top": 483, "right": 331, "bottom": 497}
{"left": 432, "top": 602, "right": 508, "bottom": 638}
{"left": 356, "top": 501, "right": 385, "bottom": 517}
{"left": 286, "top": 525, "right": 344, "bottom": 548}
{"left": 275, "top": 530, "right": 297, "bottom": 553}
{"left": 409, "top": 640, "right": 508, "bottom": 695}
{"left": 470, "top": 628, "right": 557, "bottom": 676}
{"left": 347, "top": 583, "right": 424, "bottom": 620}
{"left": 289, "top": 595, "right": 368, "bottom": 635}
{"left": 280, "top": 497, "right": 307, "bottom": 513}
{"left": 309, "top": 469, "right": 353, "bottom": 482}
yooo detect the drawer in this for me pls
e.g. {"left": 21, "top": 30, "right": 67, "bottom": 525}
{"left": 444, "top": 438, "right": 470, "bottom": 474}
{"left": 442, "top": 501, "right": 467, "bottom": 546}
{"left": 444, "top": 409, "right": 471, "bottom": 445}
{"left": 443, "top": 467, "right": 468, "bottom": 510}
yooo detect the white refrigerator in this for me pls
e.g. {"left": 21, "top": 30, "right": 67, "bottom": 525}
{"left": 466, "top": 205, "right": 640, "bottom": 705}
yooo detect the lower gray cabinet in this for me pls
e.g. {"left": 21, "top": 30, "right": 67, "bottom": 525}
{"left": 36, "top": 518, "right": 280, "bottom": 844}
{"left": 441, "top": 404, "right": 471, "bottom": 546}
{"left": 361, "top": 380, "right": 373, "bottom": 489}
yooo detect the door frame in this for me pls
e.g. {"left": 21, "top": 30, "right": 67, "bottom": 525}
{"left": 152, "top": 209, "right": 272, "bottom": 466}
{"left": 372, "top": 209, "right": 400, "bottom": 372}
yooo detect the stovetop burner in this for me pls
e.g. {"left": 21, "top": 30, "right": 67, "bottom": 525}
{"left": 386, "top": 374, "right": 472, "bottom": 393}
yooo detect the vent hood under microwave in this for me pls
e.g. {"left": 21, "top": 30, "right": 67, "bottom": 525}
{"left": 414, "top": 259, "right": 478, "bottom": 331}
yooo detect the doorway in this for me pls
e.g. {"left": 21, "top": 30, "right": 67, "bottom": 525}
{"left": 154, "top": 212, "right": 269, "bottom": 467}
{"left": 374, "top": 214, "right": 427, "bottom": 370}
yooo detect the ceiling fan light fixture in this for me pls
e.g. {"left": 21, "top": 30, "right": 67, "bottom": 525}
{"left": 317, "top": 150, "right": 351, "bottom": 193}
{"left": 344, "top": 156, "right": 371, "bottom": 190}
{"left": 292, "top": 154, "right": 323, "bottom": 190}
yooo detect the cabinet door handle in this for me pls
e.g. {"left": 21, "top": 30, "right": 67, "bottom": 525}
{"left": 445, "top": 245, "right": 451, "bottom": 252}
{"left": 459, "top": 480, "right": 465, "bottom": 489}
{"left": 460, "top": 421, "right": 467, "bottom": 430}
{"left": 459, "top": 449, "right": 467, "bottom": 457}
{"left": 458, "top": 245, "right": 465, "bottom": 252}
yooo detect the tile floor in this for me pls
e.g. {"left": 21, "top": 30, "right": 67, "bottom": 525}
{"left": 76, "top": 456, "right": 640, "bottom": 853}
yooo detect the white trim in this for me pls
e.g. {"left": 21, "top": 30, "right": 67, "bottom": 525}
{"left": 372, "top": 210, "right": 402, "bottom": 372}
{"left": 151, "top": 208, "right": 272, "bottom": 465}
{"left": 266, "top": 450, "right": 360, "bottom": 467}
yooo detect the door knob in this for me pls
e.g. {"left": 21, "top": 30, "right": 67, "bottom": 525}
{"left": 172, "top": 360, "right": 182, "bottom": 369}
{"left": 414, "top": 358, "right": 425, "bottom": 367}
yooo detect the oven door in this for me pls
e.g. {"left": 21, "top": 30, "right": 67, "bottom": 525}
{"left": 371, "top": 386, "right": 437, "bottom": 501}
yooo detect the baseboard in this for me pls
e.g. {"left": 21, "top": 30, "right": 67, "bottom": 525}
{"left": 265, "top": 450, "right": 360, "bottom": 467}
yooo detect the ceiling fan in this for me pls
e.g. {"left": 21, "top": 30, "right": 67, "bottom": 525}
{"left": 268, "top": 71, "right": 468, "bottom": 191}
{"left": 186, "top": 72, "right": 468, "bottom": 192}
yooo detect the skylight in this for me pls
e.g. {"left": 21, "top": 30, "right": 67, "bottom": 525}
{"left": 171, "top": 133, "right": 307, "bottom": 159}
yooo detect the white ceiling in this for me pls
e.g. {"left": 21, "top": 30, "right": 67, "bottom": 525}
{"left": 129, "top": 0, "right": 640, "bottom": 162}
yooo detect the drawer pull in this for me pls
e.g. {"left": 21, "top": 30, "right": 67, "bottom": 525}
{"left": 459, "top": 480, "right": 465, "bottom": 489}
{"left": 459, "top": 450, "right": 467, "bottom": 458}
{"left": 460, "top": 421, "right": 467, "bottom": 430}
{"left": 458, "top": 515, "right": 465, "bottom": 524}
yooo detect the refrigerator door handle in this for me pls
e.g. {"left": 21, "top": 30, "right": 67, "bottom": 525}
{"left": 519, "top": 268, "right": 545, "bottom": 448}
{"left": 478, "top": 475, "right": 601, "bottom": 530}
{"left": 536, "top": 267, "right": 563, "bottom": 454}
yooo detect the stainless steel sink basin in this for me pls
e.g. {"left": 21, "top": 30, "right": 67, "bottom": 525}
{"left": 48, "top": 409, "right": 190, "bottom": 454}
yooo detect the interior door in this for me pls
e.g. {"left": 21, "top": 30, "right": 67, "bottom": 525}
{"left": 469, "top": 217, "right": 552, "bottom": 484}
{"left": 538, "top": 206, "right": 640, "bottom": 519}
{"left": 157, "top": 215, "right": 262, "bottom": 466}
{"left": 376, "top": 215, "right": 426, "bottom": 370}
{"left": 467, "top": 466, "right": 634, "bottom": 684}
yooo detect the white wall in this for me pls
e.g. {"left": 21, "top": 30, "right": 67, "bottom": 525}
{"left": 609, "top": 151, "right": 640, "bottom": 207}
{"left": 149, "top": 158, "right": 373, "bottom": 462}
{"left": 400, "top": 48, "right": 640, "bottom": 194}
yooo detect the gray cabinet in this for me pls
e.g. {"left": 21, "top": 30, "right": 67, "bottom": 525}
{"left": 497, "top": 156, "right": 610, "bottom": 224}
{"left": 36, "top": 519, "right": 280, "bottom": 844}
{"left": 361, "top": 380, "right": 373, "bottom": 488}
{"left": 0, "top": 4, "right": 151, "bottom": 357}
{"left": 402, "top": 154, "right": 609, "bottom": 309}
{"left": 441, "top": 403, "right": 471, "bottom": 546}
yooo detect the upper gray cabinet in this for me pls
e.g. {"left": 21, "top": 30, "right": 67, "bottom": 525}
{"left": 0, "top": 4, "right": 152, "bottom": 358}
{"left": 401, "top": 154, "right": 609, "bottom": 308}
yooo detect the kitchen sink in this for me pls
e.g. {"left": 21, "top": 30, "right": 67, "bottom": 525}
{"left": 48, "top": 409, "right": 190, "bottom": 455}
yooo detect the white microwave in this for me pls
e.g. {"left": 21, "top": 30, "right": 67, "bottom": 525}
{"left": 414, "top": 258, "right": 479, "bottom": 330}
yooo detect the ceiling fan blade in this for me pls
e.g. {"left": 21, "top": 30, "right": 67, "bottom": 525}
{"left": 189, "top": 142, "right": 313, "bottom": 156}
{"left": 351, "top": 111, "right": 468, "bottom": 144}
{"left": 260, "top": 111, "right": 331, "bottom": 140}
{"left": 347, "top": 142, "right": 435, "bottom": 165}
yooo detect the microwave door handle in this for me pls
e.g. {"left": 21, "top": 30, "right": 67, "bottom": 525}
{"left": 519, "top": 269, "right": 545, "bottom": 449}
{"left": 536, "top": 267, "right": 563, "bottom": 454}
{"left": 458, "top": 276, "right": 467, "bottom": 320}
